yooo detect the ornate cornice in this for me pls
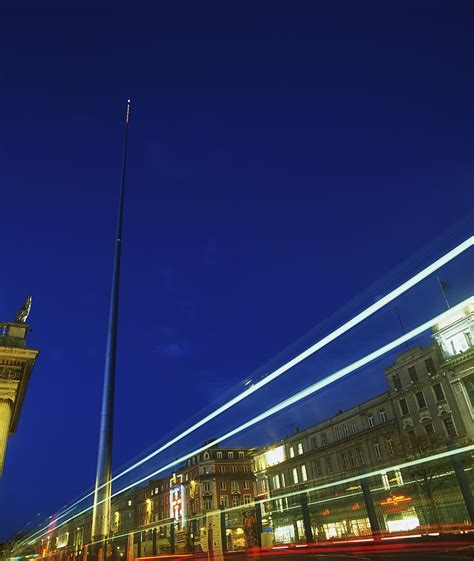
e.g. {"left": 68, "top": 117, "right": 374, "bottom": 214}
{"left": 0, "top": 348, "right": 39, "bottom": 435}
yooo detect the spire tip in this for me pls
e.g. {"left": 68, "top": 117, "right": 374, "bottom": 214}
{"left": 125, "top": 100, "right": 131, "bottom": 124}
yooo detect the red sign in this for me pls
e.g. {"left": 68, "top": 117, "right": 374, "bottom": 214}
{"left": 380, "top": 493, "right": 412, "bottom": 506}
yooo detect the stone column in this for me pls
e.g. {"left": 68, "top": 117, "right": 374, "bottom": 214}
{"left": 360, "top": 473, "right": 382, "bottom": 539}
{"left": 0, "top": 399, "right": 12, "bottom": 475}
{"left": 448, "top": 441, "right": 474, "bottom": 523}
{"left": 299, "top": 486, "right": 314, "bottom": 543}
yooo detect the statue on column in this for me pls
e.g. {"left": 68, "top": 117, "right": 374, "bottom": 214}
{"left": 16, "top": 296, "right": 32, "bottom": 324}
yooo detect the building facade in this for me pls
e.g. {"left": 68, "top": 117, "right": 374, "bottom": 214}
{"left": 130, "top": 444, "right": 259, "bottom": 556}
{"left": 10, "top": 298, "right": 474, "bottom": 559}
{"left": 254, "top": 297, "right": 474, "bottom": 543}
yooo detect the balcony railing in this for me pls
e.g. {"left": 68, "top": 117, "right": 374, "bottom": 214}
{"left": 0, "top": 322, "right": 28, "bottom": 348}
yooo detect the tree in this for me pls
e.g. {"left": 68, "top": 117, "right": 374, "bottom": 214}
{"left": 392, "top": 431, "right": 452, "bottom": 526}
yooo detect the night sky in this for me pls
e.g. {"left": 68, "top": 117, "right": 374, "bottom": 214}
{"left": 1, "top": 1, "right": 473, "bottom": 540}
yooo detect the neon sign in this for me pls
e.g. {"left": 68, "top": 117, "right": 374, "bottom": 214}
{"left": 380, "top": 493, "right": 412, "bottom": 506}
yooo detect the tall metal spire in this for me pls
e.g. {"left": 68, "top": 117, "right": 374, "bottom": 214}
{"left": 92, "top": 100, "right": 131, "bottom": 546}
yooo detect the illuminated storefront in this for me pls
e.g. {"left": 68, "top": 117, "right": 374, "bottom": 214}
{"left": 380, "top": 493, "right": 419, "bottom": 533}
{"left": 170, "top": 473, "right": 186, "bottom": 528}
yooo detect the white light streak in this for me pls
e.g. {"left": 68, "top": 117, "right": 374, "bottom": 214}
{"left": 40, "top": 236, "right": 474, "bottom": 525}
{"left": 19, "top": 296, "right": 473, "bottom": 546}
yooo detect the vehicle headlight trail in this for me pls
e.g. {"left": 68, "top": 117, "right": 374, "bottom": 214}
{"left": 22, "top": 295, "right": 472, "bottom": 545}
{"left": 36, "top": 236, "right": 474, "bottom": 526}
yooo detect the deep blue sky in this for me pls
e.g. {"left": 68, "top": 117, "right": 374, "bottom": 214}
{"left": 1, "top": 1, "right": 473, "bottom": 539}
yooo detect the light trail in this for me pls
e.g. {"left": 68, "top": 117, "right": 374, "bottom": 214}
{"left": 27, "top": 443, "right": 474, "bottom": 552}
{"left": 33, "top": 236, "right": 474, "bottom": 526}
{"left": 19, "top": 296, "right": 473, "bottom": 546}
{"left": 257, "top": 444, "right": 474, "bottom": 506}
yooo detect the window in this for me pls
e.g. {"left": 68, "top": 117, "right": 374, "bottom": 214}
{"left": 343, "top": 425, "right": 350, "bottom": 437}
{"left": 314, "top": 460, "right": 323, "bottom": 477}
{"left": 373, "top": 442, "right": 382, "bottom": 460}
{"left": 351, "top": 420, "right": 358, "bottom": 433}
{"left": 231, "top": 465, "right": 237, "bottom": 473}
{"left": 239, "top": 451, "right": 245, "bottom": 459}
{"left": 244, "top": 480, "right": 250, "bottom": 489}
{"left": 301, "top": 464, "right": 308, "bottom": 482}
{"left": 408, "top": 366, "right": 418, "bottom": 383}
{"left": 433, "top": 383, "right": 446, "bottom": 403}
{"left": 325, "top": 457, "right": 334, "bottom": 475}
{"left": 399, "top": 398, "right": 409, "bottom": 416}
{"left": 425, "top": 423, "right": 435, "bottom": 437}
{"left": 379, "top": 409, "right": 387, "bottom": 423}
{"left": 289, "top": 446, "right": 295, "bottom": 458}
{"left": 311, "top": 436, "right": 318, "bottom": 449}
{"left": 219, "top": 466, "right": 226, "bottom": 473}
{"left": 155, "top": 487, "right": 159, "bottom": 494}
{"left": 204, "top": 498, "right": 212, "bottom": 510}
{"left": 203, "top": 451, "right": 210, "bottom": 460}
{"left": 297, "top": 442, "right": 304, "bottom": 455}
{"left": 243, "top": 494, "right": 251, "bottom": 505}
{"left": 443, "top": 416, "right": 457, "bottom": 438}
{"left": 340, "top": 453, "right": 348, "bottom": 470}
{"left": 464, "top": 377, "right": 474, "bottom": 409}
{"left": 356, "top": 447, "right": 364, "bottom": 465}
{"left": 242, "top": 464, "right": 249, "bottom": 472}
{"left": 292, "top": 467, "right": 299, "bottom": 484}
{"left": 393, "top": 373, "right": 402, "bottom": 390}
{"left": 321, "top": 432, "right": 328, "bottom": 446}
{"left": 368, "top": 415, "right": 375, "bottom": 428}
{"left": 448, "top": 332, "right": 471, "bottom": 354}
{"left": 204, "top": 481, "right": 211, "bottom": 492}
{"left": 348, "top": 450, "right": 356, "bottom": 467}
{"left": 220, "top": 480, "right": 226, "bottom": 490}
{"left": 415, "top": 391, "right": 427, "bottom": 409}
{"left": 128, "top": 500, "right": 132, "bottom": 506}
{"left": 232, "top": 497, "right": 240, "bottom": 507}
{"left": 386, "top": 438, "right": 394, "bottom": 455}
{"left": 272, "top": 475, "right": 280, "bottom": 490}
{"left": 220, "top": 495, "right": 228, "bottom": 508}
{"left": 425, "top": 357, "right": 435, "bottom": 374}
{"left": 217, "top": 451, "right": 223, "bottom": 459}
{"left": 228, "top": 451, "right": 234, "bottom": 459}
{"left": 335, "top": 427, "right": 342, "bottom": 440}
{"left": 393, "top": 469, "right": 404, "bottom": 486}
{"left": 280, "top": 472, "right": 286, "bottom": 487}
{"left": 231, "top": 480, "right": 239, "bottom": 491}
